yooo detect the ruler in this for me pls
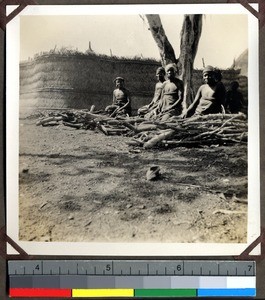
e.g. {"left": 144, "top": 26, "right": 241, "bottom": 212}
{"left": 8, "top": 260, "right": 256, "bottom": 298}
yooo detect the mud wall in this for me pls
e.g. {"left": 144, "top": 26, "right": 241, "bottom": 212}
{"left": 20, "top": 53, "right": 248, "bottom": 113}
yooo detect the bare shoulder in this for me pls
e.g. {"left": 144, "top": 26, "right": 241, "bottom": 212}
{"left": 162, "top": 80, "right": 169, "bottom": 87}
{"left": 198, "top": 84, "right": 207, "bottom": 91}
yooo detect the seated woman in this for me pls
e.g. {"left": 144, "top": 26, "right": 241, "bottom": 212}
{"left": 155, "top": 63, "right": 184, "bottom": 121}
{"left": 138, "top": 67, "right": 165, "bottom": 118}
{"left": 182, "top": 66, "right": 226, "bottom": 118}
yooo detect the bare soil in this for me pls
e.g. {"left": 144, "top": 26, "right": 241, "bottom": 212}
{"left": 19, "top": 115, "right": 248, "bottom": 244}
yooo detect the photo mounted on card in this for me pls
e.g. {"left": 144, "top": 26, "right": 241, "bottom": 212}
{"left": 6, "top": 3, "right": 260, "bottom": 256}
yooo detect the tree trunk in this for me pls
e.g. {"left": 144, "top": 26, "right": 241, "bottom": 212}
{"left": 178, "top": 15, "right": 203, "bottom": 109}
{"left": 145, "top": 14, "right": 202, "bottom": 110}
{"left": 145, "top": 14, "right": 177, "bottom": 67}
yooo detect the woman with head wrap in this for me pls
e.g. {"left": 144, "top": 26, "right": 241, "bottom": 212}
{"left": 182, "top": 65, "right": 226, "bottom": 118}
{"left": 155, "top": 63, "right": 184, "bottom": 121}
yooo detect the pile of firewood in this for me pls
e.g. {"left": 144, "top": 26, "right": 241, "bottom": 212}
{"left": 128, "top": 113, "right": 248, "bottom": 148}
{"left": 36, "top": 110, "right": 247, "bottom": 149}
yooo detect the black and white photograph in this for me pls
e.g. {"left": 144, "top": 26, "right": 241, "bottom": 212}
{"left": 6, "top": 4, "right": 260, "bottom": 256}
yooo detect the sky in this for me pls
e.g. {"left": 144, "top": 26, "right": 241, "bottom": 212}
{"left": 20, "top": 14, "right": 248, "bottom": 69}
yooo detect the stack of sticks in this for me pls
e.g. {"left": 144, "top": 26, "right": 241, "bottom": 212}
{"left": 36, "top": 110, "right": 247, "bottom": 149}
{"left": 128, "top": 113, "right": 248, "bottom": 148}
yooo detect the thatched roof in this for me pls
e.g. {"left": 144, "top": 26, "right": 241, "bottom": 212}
{"left": 232, "top": 49, "right": 248, "bottom": 76}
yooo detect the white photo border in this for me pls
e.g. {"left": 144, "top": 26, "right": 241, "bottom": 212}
{"left": 6, "top": 3, "right": 260, "bottom": 256}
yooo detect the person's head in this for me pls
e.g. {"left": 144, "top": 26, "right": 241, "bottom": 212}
{"left": 202, "top": 65, "right": 215, "bottom": 85}
{"left": 114, "top": 77, "right": 125, "bottom": 88}
{"left": 156, "top": 67, "right": 165, "bottom": 81}
{"left": 165, "top": 63, "right": 178, "bottom": 80}
{"left": 230, "top": 81, "right": 239, "bottom": 91}
{"left": 214, "top": 68, "right": 222, "bottom": 82}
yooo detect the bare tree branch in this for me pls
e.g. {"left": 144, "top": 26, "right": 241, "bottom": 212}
{"left": 145, "top": 14, "right": 177, "bottom": 66}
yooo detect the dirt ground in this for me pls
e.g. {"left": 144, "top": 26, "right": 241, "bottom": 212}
{"left": 19, "top": 112, "right": 248, "bottom": 244}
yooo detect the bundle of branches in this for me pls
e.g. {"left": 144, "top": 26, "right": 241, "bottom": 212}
{"left": 36, "top": 110, "right": 95, "bottom": 129}
{"left": 36, "top": 110, "right": 247, "bottom": 148}
{"left": 36, "top": 109, "right": 139, "bottom": 135}
{"left": 126, "top": 113, "right": 248, "bottom": 149}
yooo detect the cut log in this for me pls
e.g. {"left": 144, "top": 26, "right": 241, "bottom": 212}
{"left": 36, "top": 116, "right": 63, "bottom": 126}
{"left": 136, "top": 124, "right": 158, "bottom": 132}
{"left": 121, "top": 122, "right": 138, "bottom": 132}
{"left": 42, "top": 121, "right": 60, "bottom": 127}
{"left": 126, "top": 140, "right": 144, "bottom": 146}
{"left": 62, "top": 122, "right": 82, "bottom": 129}
{"left": 98, "top": 124, "right": 109, "bottom": 135}
{"left": 143, "top": 130, "right": 175, "bottom": 149}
